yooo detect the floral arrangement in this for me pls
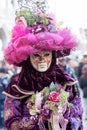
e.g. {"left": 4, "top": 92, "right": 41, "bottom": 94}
{"left": 16, "top": 9, "right": 50, "bottom": 26}
{"left": 16, "top": 0, "right": 50, "bottom": 26}
{"left": 26, "top": 82, "right": 73, "bottom": 130}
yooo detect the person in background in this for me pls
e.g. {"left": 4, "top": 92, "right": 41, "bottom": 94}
{"left": 78, "top": 52, "right": 87, "bottom": 79}
{"left": 3, "top": 0, "right": 83, "bottom": 130}
{"left": 0, "top": 68, "right": 9, "bottom": 128}
{"left": 79, "top": 64, "right": 87, "bottom": 120}
{"left": 58, "top": 57, "right": 80, "bottom": 95}
{"left": 66, "top": 58, "right": 79, "bottom": 78}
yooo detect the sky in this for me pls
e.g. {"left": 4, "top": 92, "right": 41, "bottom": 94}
{"left": 48, "top": 0, "right": 87, "bottom": 28}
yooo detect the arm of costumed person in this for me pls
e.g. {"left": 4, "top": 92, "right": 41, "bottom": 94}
{"left": 64, "top": 83, "right": 83, "bottom": 130}
{"left": 4, "top": 93, "right": 39, "bottom": 130}
{"left": 50, "top": 65, "right": 83, "bottom": 130}
{"left": 4, "top": 97, "right": 21, "bottom": 130}
{"left": 3, "top": 77, "right": 38, "bottom": 130}
{"left": 57, "top": 66, "right": 83, "bottom": 130}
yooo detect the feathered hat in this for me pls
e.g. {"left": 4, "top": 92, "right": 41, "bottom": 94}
{"left": 4, "top": 0, "right": 78, "bottom": 66}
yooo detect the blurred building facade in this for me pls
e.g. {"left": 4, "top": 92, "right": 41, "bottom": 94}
{"left": 0, "top": 0, "right": 17, "bottom": 60}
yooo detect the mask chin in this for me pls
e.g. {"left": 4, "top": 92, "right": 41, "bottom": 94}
{"left": 37, "top": 62, "right": 50, "bottom": 72}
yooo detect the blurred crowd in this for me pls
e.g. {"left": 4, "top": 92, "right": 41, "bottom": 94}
{"left": 0, "top": 52, "right": 87, "bottom": 128}
{"left": 0, "top": 60, "right": 21, "bottom": 128}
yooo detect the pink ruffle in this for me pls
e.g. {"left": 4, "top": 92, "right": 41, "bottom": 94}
{"left": 57, "top": 28, "right": 78, "bottom": 49}
{"left": 4, "top": 25, "right": 78, "bottom": 65}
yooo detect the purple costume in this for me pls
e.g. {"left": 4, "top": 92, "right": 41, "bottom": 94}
{"left": 3, "top": 0, "right": 83, "bottom": 129}
{"left": 3, "top": 57, "right": 83, "bottom": 130}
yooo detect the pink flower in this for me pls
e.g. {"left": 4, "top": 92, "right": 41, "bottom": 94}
{"left": 16, "top": 16, "right": 27, "bottom": 26}
{"left": 48, "top": 91, "right": 60, "bottom": 102}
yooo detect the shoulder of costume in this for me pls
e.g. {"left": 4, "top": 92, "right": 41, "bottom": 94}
{"left": 2, "top": 74, "right": 34, "bottom": 99}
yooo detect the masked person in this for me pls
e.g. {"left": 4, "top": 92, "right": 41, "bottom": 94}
{"left": 3, "top": 0, "right": 83, "bottom": 130}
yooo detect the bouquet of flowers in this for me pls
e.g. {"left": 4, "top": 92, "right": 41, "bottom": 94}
{"left": 26, "top": 82, "right": 73, "bottom": 130}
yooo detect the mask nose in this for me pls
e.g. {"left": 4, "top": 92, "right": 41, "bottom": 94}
{"left": 39, "top": 56, "right": 45, "bottom": 62}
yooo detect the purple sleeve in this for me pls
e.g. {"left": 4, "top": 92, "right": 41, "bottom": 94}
{"left": 64, "top": 85, "right": 83, "bottom": 130}
{"left": 4, "top": 96, "right": 22, "bottom": 129}
{"left": 70, "top": 95, "right": 83, "bottom": 130}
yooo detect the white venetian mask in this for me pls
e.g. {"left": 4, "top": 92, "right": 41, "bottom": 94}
{"left": 30, "top": 51, "right": 52, "bottom": 72}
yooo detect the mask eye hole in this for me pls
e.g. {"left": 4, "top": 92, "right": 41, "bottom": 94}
{"left": 33, "top": 54, "right": 40, "bottom": 58}
{"left": 44, "top": 53, "right": 50, "bottom": 57}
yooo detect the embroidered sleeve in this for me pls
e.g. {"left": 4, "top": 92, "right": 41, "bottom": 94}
{"left": 4, "top": 96, "right": 21, "bottom": 129}
{"left": 10, "top": 120, "right": 19, "bottom": 130}
{"left": 4, "top": 97, "right": 38, "bottom": 130}
{"left": 64, "top": 85, "right": 83, "bottom": 130}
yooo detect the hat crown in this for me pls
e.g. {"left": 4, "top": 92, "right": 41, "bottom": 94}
{"left": 16, "top": 0, "right": 50, "bottom": 26}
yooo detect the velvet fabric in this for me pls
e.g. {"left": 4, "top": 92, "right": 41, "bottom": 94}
{"left": 3, "top": 55, "right": 83, "bottom": 130}
{"left": 4, "top": 53, "right": 74, "bottom": 96}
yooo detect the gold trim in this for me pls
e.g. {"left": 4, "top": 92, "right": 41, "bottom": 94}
{"left": 64, "top": 81, "right": 78, "bottom": 89}
{"left": 2, "top": 81, "right": 77, "bottom": 99}
{"left": 12, "top": 84, "right": 34, "bottom": 95}
{"left": 2, "top": 91, "right": 32, "bottom": 99}
{"left": 2, "top": 84, "right": 34, "bottom": 99}
{"left": 65, "top": 80, "right": 77, "bottom": 86}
